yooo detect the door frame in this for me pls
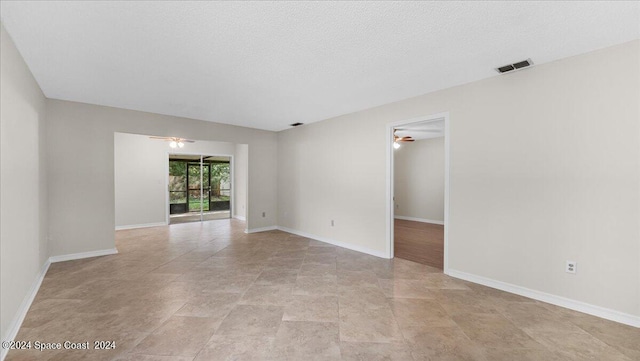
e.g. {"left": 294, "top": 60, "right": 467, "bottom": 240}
{"left": 165, "top": 151, "right": 235, "bottom": 225}
{"left": 385, "top": 112, "right": 450, "bottom": 272}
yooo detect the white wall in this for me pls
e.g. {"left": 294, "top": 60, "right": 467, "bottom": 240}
{"left": 0, "top": 24, "right": 47, "bottom": 344}
{"left": 394, "top": 137, "right": 444, "bottom": 222}
{"left": 278, "top": 40, "right": 640, "bottom": 318}
{"left": 234, "top": 144, "right": 249, "bottom": 220}
{"left": 46, "top": 100, "right": 278, "bottom": 256}
{"left": 114, "top": 133, "right": 243, "bottom": 228}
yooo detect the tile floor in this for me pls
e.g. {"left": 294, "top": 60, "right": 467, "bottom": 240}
{"left": 169, "top": 211, "right": 230, "bottom": 225}
{"left": 7, "top": 219, "right": 639, "bottom": 360}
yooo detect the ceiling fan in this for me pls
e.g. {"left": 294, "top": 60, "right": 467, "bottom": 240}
{"left": 393, "top": 129, "right": 415, "bottom": 143}
{"left": 393, "top": 129, "right": 414, "bottom": 149}
{"left": 149, "top": 136, "right": 195, "bottom": 148}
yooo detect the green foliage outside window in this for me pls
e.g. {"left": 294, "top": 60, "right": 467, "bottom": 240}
{"left": 169, "top": 160, "right": 230, "bottom": 205}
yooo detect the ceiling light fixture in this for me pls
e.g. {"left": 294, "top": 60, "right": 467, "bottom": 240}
{"left": 393, "top": 129, "right": 414, "bottom": 147}
{"left": 149, "top": 136, "right": 196, "bottom": 148}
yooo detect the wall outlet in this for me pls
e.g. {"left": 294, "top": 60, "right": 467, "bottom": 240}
{"left": 566, "top": 261, "right": 577, "bottom": 274}
{"left": 331, "top": 220, "right": 334, "bottom": 227}
{"left": 262, "top": 212, "right": 266, "bottom": 218}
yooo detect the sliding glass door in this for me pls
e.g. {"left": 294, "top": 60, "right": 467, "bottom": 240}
{"left": 187, "top": 163, "right": 206, "bottom": 213}
{"left": 169, "top": 154, "right": 231, "bottom": 224}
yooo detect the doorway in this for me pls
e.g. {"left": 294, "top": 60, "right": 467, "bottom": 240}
{"left": 168, "top": 154, "right": 232, "bottom": 224}
{"left": 387, "top": 112, "right": 450, "bottom": 271}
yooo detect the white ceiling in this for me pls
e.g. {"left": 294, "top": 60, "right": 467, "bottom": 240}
{"left": 1, "top": 1, "right": 638, "bottom": 131}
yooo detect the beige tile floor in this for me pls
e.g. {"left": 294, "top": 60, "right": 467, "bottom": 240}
{"left": 7, "top": 219, "right": 639, "bottom": 360}
{"left": 169, "top": 211, "right": 230, "bottom": 225}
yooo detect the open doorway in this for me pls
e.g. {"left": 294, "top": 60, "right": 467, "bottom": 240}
{"left": 114, "top": 132, "right": 247, "bottom": 231}
{"left": 387, "top": 112, "right": 450, "bottom": 271}
{"left": 168, "top": 154, "right": 232, "bottom": 224}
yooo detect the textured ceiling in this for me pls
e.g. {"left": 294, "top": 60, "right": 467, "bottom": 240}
{"left": 1, "top": 1, "right": 638, "bottom": 131}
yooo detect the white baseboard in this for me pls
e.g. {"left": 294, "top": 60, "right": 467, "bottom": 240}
{"left": 115, "top": 222, "right": 166, "bottom": 231}
{"left": 447, "top": 269, "right": 640, "bottom": 328}
{"left": 1, "top": 260, "right": 50, "bottom": 361}
{"left": 1, "top": 247, "right": 121, "bottom": 360}
{"left": 233, "top": 215, "right": 246, "bottom": 221}
{"left": 49, "top": 248, "right": 118, "bottom": 263}
{"left": 277, "top": 226, "right": 388, "bottom": 259}
{"left": 244, "top": 226, "right": 278, "bottom": 234}
{"left": 394, "top": 215, "right": 444, "bottom": 225}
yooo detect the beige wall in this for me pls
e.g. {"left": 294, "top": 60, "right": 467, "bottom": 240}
{"left": 279, "top": 40, "right": 640, "bottom": 316}
{"left": 0, "top": 24, "right": 48, "bottom": 342}
{"left": 234, "top": 144, "right": 249, "bottom": 219}
{"left": 394, "top": 137, "right": 444, "bottom": 222}
{"left": 47, "top": 100, "right": 277, "bottom": 256}
{"left": 114, "top": 133, "right": 245, "bottom": 228}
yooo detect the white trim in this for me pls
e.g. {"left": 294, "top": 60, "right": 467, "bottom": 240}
{"left": 233, "top": 215, "right": 246, "bottom": 221}
{"left": 244, "top": 225, "right": 278, "bottom": 234}
{"left": 1, "top": 260, "right": 51, "bottom": 361}
{"left": 230, "top": 155, "right": 235, "bottom": 220}
{"left": 394, "top": 216, "right": 444, "bottom": 225}
{"left": 2, "top": 247, "right": 121, "bottom": 360}
{"left": 49, "top": 248, "right": 118, "bottom": 263}
{"left": 443, "top": 113, "right": 451, "bottom": 273}
{"left": 386, "top": 112, "right": 450, "bottom": 269}
{"left": 166, "top": 153, "right": 169, "bottom": 225}
{"left": 277, "top": 226, "right": 387, "bottom": 259}
{"left": 447, "top": 269, "right": 640, "bottom": 328}
{"left": 115, "top": 222, "right": 166, "bottom": 231}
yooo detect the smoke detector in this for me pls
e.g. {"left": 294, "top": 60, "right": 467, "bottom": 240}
{"left": 495, "top": 59, "right": 533, "bottom": 74}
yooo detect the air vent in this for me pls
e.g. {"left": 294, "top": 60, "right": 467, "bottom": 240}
{"left": 290, "top": 122, "right": 304, "bottom": 127}
{"left": 495, "top": 59, "right": 533, "bottom": 73}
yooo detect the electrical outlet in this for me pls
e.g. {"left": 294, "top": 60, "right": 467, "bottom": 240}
{"left": 262, "top": 212, "right": 266, "bottom": 218}
{"left": 331, "top": 220, "right": 334, "bottom": 227}
{"left": 566, "top": 261, "right": 577, "bottom": 274}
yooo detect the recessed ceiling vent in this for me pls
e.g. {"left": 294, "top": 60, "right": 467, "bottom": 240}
{"left": 290, "top": 122, "right": 304, "bottom": 127}
{"left": 495, "top": 58, "right": 533, "bottom": 74}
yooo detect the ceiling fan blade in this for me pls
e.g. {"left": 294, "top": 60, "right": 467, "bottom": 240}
{"left": 149, "top": 136, "right": 196, "bottom": 143}
{"left": 400, "top": 139, "right": 415, "bottom": 142}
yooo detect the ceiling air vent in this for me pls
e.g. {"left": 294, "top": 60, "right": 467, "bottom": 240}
{"left": 290, "top": 122, "right": 304, "bottom": 127}
{"left": 495, "top": 59, "right": 533, "bottom": 73}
